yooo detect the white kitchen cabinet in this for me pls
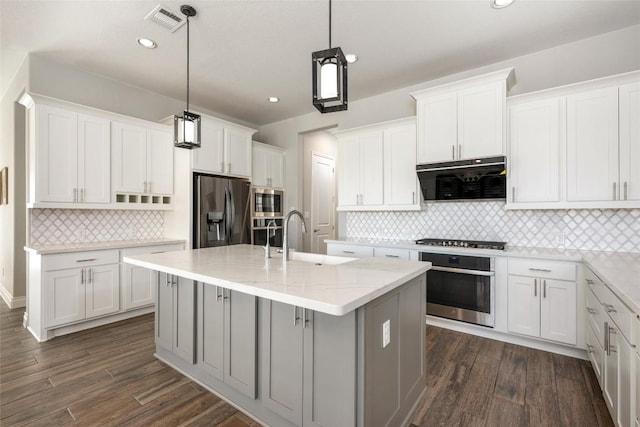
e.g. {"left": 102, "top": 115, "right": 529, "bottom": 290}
{"left": 620, "top": 82, "right": 640, "bottom": 202}
{"left": 34, "top": 104, "right": 110, "bottom": 204}
{"left": 374, "top": 247, "right": 412, "bottom": 261}
{"left": 567, "top": 87, "right": 619, "bottom": 202}
{"left": 604, "top": 320, "right": 634, "bottom": 427}
{"left": 586, "top": 321, "right": 605, "bottom": 388}
{"left": 507, "top": 258, "right": 577, "bottom": 345}
{"left": 252, "top": 141, "right": 285, "bottom": 189}
{"left": 508, "top": 98, "right": 561, "bottom": 204}
{"left": 120, "top": 243, "right": 184, "bottom": 310}
{"left": 112, "top": 121, "right": 173, "bottom": 195}
{"left": 383, "top": 122, "right": 419, "bottom": 207}
{"left": 412, "top": 68, "right": 514, "bottom": 163}
{"left": 192, "top": 117, "right": 254, "bottom": 178}
{"left": 338, "top": 130, "right": 384, "bottom": 208}
{"left": 44, "top": 251, "right": 120, "bottom": 328}
{"left": 326, "top": 242, "right": 374, "bottom": 258}
{"left": 636, "top": 349, "right": 639, "bottom": 427}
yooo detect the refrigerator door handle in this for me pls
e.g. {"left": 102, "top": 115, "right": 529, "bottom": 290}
{"left": 225, "top": 188, "right": 232, "bottom": 244}
{"left": 195, "top": 176, "right": 201, "bottom": 249}
{"left": 229, "top": 186, "right": 236, "bottom": 239}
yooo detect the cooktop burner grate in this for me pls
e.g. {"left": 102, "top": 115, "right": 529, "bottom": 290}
{"left": 415, "top": 238, "right": 507, "bottom": 250}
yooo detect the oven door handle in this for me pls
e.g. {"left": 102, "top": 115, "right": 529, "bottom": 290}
{"left": 430, "top": 266, "right": 495, "bottom": 276}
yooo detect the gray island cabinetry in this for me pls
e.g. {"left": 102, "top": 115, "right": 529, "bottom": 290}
{"left": 125, "top": 245, "right": 430, "bottom": 427}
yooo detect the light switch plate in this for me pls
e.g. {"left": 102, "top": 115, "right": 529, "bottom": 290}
{"left": 382, "top": 320, "right": 391, "bottom": 348}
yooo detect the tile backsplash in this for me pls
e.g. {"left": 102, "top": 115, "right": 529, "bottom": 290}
{"left": 30, "top": 209, "right": 164, "bottom": 245}
{"left": 346, "top": 202, "right": 640, "bottom": 253}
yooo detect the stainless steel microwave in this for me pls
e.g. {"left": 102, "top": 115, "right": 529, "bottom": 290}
{"left": 251, "top": 187, "right": 283, "bottom": 217}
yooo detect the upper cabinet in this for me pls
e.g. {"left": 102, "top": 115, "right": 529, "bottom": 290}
{"left": 507, "top": 72, "right": 640, "bottom": 209}
{"left": 252, "top": 141, "right": 285, "bottom": 189}
{"left": 411, "top": 68, "right": 515, "bottom": 163}
{"left": 32, "top": 103, "right": 110, "bottom": 204}
{"left": 336, "top": 117, "right": 419, "bottom": 211}
{"left": 192, "top": 117, "right": 254, "bottom": 179}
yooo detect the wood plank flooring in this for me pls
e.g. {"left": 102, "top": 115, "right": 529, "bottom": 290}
{"left": 1, "top": 301, "right": 612, "bottom": 426}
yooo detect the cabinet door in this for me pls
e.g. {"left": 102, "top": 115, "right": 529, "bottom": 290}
{"left": 384, "top": 123, "right": 418, "bottom": 206}
{"left": 303, "top": 309, "right": 357, "bottom": 427}
{"left": 197, "top": 283, "right": 224, "bottom": 381}
{"left": 507, "top": 275, "right": 540, "bottom": 338}
{"left": 174, "top": 277, "right": 196, "bottom": 364}
{"left": 636, "top": 351, "right": 640, "bottom": 427}
{"left": 268, "top": 150, "right": 285, "bottom": 189}
{"left": 458, "top": 81, "right": 504, "bottom": 159}
{"left": 224, "top": 290, "right": 257, "bottom": 398}
{"left": 619, "top": 82, "right": 640, "bottom": 202}
{"left": 509, "top": 99, "right": 560, "bottom": 203}
{"left": 226, "top": 128, "right": 252, "bottom": 178}
{"left": 193, "top": 121, "right": 225, "bottom": 174}
{"left": 540, "top": 279, "right": 576, "bottom": 345}
{"left": 618, "top": 335, "right": 633, "bottom": 427}
{"left": 261, "top": 300, "right": 303, "bottom": 425}
{"left": 417, "top": 92, "right": 457, "bottom": 162}
{"left": 77, "top": 114, "right": 110, "bottom": 203}
{"left": 146, "top": 128, "right": 174, "bottom": 195}
{"left": 251, "top": 145, "right": 270, "bottom": 187}
{"left": 567, "top": 87, "right": 619, "bottom": 202}
{"left": 586, "top": 325, "right": 604, "bottom": 388}
{"left": 36, "top": 105, "right": 78, "bottom": 202}
{"left": 122, "top": 264, "right": 155, "bottom": 310}
{"left": 112, "top": 122, "right": 147, "bottom": 193}
{"left": 156, "top": 273, "right": 174, "bottom": 352}
{"left": 45, "top": 268, "right": 84, "bottom": 327}
{"left": 604, "top": 322, "right": 618, "bottom": 418}
{"left": 85, "top": 264, "right": 119, "bottom": 319}
{"left": 360, "top": 132, "right": 384, "bottom": 206}
{"left": 338, "top": 137, "right": 361, "bottom": 207}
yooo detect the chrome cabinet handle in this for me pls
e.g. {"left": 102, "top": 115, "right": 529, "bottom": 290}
{"left": 76, "top": 258, "right": 97, "bottom": 263}
{"left": 452, "top": 145, "right": 455, "bottom": 160}
{"left": 586, "top": 279, "right": 594, "bottom": 285}
{"left": 385, "top": 254, "right": 399, "bottom": 258}
{"left": 412, "top": 191, "right": 415, "bottom": 204}
{"left": 89, "top": 268, "right": 93, "bottom": 284}
{"left": 613, "top": 182, "right": 617, "bottom": 200}
{"left": 81, "top": 268, "right": 85, "bottom": 284}
{"left": 223, "top": 289, "right": 230, "bottom": 301}
{"left": 586, "top": 344, "right": 594, "bottom": 354}
{"left": 73, "top": 188, "right": 77, "bottom": 202}
{"left": 624, "top": 182, "right": 628, "bottom": 200}
{"left": 528, "top": 268, "right": 552, "bottom": 273}
{"left": 303, "top": 308, "right": 310, "bottom": 328}
{"left": 543, "top": 280, "right": 546, "bottom": 298}
{"left": 586, "top": 307, "right": 596, "bottom": 314}
{"left": 606, "top": 304, "right": 617, "bottom": 313}
{"left": 534, "top": 278, "right": 537, "bottom": 297}
{"left": 512, "top": 187, "right": 515, "bottom": 202}
{"left": 604, "top": 321, "right": 609, "bottom": 355}
{"left": 342, "top": 250, "right": 355, "bottom": 254}
{"left": 458, "top": 144, "right": 462, "bottom": 159}
{"left": 293, "top": 306, "right": 300, "bottom": 326}
{"left": 216, "top": 286, "right": 223, "bottom": 302}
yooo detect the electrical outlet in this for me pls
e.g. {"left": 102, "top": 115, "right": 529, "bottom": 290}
{"left": 76, "top": 227, "right": 86, "bottom": 241}
{"left": 382, "top": 320, "right": 391, "bottom": 348}
{"left": 554, "top": 231, "right": 566, "bottom": 246}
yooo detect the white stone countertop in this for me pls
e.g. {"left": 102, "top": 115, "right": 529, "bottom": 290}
{"left": 24, "top": 238, "right": 186, "bottom": 255}
{"left": 124, "top": 244, "right": 431, "bottom": 316}
{"left": 327, "top": 238, "right": 640, "bottom": 315}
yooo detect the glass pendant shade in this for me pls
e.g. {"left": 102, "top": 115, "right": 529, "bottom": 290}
{"left": 312, "top": 46, "right": 348, "bottom": 113}
{"left": 174, "top": 110, "right": 201, "bottom": 149}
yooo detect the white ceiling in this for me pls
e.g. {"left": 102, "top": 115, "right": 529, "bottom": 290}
{"left": 2, "top": 0, "right": 639, "bottom": 126}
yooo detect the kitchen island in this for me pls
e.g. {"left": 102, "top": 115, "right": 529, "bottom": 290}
{"left": 124, "top": 244, "right": 430, "bottom": 427}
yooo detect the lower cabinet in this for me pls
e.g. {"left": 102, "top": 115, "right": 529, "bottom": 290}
{"left": 635, "top": 350, "right": 640, "bottom": 427}
{"left": 197, "top": 283, "right": 257, "bottom": 399}
{"left": 603, "top": 318, "right": 634, "bottom": 427}
{"left": 260, "top": 299, "right": 357, "bottom": 427}
{"left": 156, "top": 273, "right": 195, "bottom": 364}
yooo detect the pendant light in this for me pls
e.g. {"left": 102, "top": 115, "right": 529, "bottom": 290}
{"left": 312, "top": 0, "right": 348, "bottom": 113}
{"left": 174, "top": 5, "right": 201, "bottom": 149}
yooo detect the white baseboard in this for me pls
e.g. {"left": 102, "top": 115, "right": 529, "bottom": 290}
{"left": 0, "top": 284, "right": 26, "bottom": 309}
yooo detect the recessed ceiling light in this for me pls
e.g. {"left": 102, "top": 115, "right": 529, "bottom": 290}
{"left": 491, "top": 0, "right": 514, "bottom": 9}
{"left": 137, "top": 37, "right": 157, "bottom": 49}
{"left": 268, "top": 97, "right": 280, "bottom": 103}
{"left": 345, "top": 54, "right": 358, "bottom": 63}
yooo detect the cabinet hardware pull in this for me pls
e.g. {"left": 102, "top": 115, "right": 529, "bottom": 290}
{"left": 412, "top": 191, "right": 415, "bottom": 204}
{"left": 606, "top": 304, "right": 617, "bottom": 313}
{"left": 88, "top": 268, "right": 92, "bottom": 284}
{"left": 586, "top": 279, "right": 594, "bottom": 285}
{"left": 303, "top": 308, "right": 309, "bottom": 328}
{"left": 458, "top": 144, "right": 462, "bottom": 159}
{"left": 512, "top": 187, "right": 515, "bottom": 202}
{"left": 543, "top": 280, "right": 546, "bottom": 298}
{"left": 609, "top": 326, "right": 616, "bottom": 334}
{"left": 613, "top": 182, "right": 617, "bottom": 200}
{"left": 586, "top": 307, "right": 596, "bottom": 314}
{"left": 80, "top": 188, "right": 85, "bottom": 202}
{"left": 166, "top": 275, "right": 171, "bottom": 287}
{"left": 81, "top": 268, "right": 85, "bottom": 284}
{"left": 343, "top": 250, "right": 355, "bottom": 254}
{"left": 173, "top": 276, "right": 178, "bottom": 287}
{"left": 76, "top": 258, "right": 97, "bottom": 263}
{"left": 216, "top": 286, "right": 223, "bottom": 302}
{"left": 528, "top": 268, "right": 551, "bottom": 273}
{"left": 534, "top": 278, "right": 537, "bottom": 297}
{"left": 73, "top": 188, "right": 77, "bottom": 203}
{"left": 586, "top": 344, "right": 594, "bottom": 354}
{"left": 293, "top": 306, "right": 300, "bottom": 326}
{"left": 452, "top": 145, "right": 455, "bottom": 160}
{"left": 624, "top": 181, "right": 628, "bottom": 200}
{"left": 609, "top": 344, "right": 617, "bottom": 353}
{"left": 385, "top": 254, "right": 399, "bottom": 258}
{"left": 223, "top": 289, "right": 230, "bottom": 300}
{"left": 604, "top": 321, "right": 609, "bottom": 355}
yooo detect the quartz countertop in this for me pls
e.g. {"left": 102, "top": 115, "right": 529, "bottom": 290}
{"left": 327, "top": 238, "right": 640, "bottom": 315}
{"left": 24, "top": 238, "right": 186, "bottom": 255}
{"left": 124, "top": 244, "right": 431, "bottom": 316}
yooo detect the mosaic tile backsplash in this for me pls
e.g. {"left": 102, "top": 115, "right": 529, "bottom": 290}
{"left": 346, "top": 202, "right": 640, "bottom": 253}
{"left": 30, "top": 209, "right": 164, "bottom": 245}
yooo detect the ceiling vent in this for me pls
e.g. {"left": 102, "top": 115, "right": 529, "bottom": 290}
{"left": 144, "top": 4, "right": 186, "bottom": 32}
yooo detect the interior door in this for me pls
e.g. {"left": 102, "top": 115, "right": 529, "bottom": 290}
{"left": 310, "top": 153, "right": 335, "bottom": 254}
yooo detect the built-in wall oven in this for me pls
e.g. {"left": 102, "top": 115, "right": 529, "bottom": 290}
{"left": 419, "top": 249, "right": 497, "bottom": 328}
{"left": 251, "top": 187, "right": 283, "bottom": 218}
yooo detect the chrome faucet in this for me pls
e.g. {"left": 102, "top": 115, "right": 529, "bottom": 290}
{"left": 263, "top": 220, "right": 277, "bottom": 259}
{"left": 282, "top": 209, "right": 307, "bottom": 261}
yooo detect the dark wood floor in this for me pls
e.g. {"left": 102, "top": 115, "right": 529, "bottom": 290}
{"left": 1, "top": 300, "right": 612, "bottom": 427}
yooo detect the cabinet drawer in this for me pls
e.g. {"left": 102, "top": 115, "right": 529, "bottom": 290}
{"left": 586, "top": 288, "right": 605, "bottom": 347}
{"left": 508, "top": 258, "right": 576, "bottom": 281}
{"left": 373, "top": 247, "right": 411, "bottom": 260}
{"left": 120, "top": 243, "right": 184, "bottom": 260}
{"left": 327, "top": 244, "right": 374, "bottom": 258}
{"left": 584, "top": 266, "right": 606, "bottom": 303}
{"left": 44, "top": 250, "right": 119, "bottom": 271}
{"left": 599, "top": 282, "right": 635, "bottom": 345}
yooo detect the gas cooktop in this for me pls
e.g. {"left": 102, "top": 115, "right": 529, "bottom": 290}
{"left": 415, "top": 238, "right": 507, "bottom": 251}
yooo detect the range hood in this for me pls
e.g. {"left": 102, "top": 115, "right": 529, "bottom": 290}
{"left": 416, "top": 156, "right": 507, "bottom": 201}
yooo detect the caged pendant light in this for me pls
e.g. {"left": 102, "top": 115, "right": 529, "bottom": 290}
{"left": 312, "top": 0, "right": 348, "bottom": 113}
{"left": 174, "top": 5, "right": 201, "bottom": 149}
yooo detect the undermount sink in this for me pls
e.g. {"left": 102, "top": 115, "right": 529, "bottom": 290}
{"left": 287, "top": 251, "right": 355, "bottom": 265}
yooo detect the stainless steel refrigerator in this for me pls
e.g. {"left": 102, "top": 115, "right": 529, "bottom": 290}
{"left": 193, "top": 173, "right": 251, "bottom": 249}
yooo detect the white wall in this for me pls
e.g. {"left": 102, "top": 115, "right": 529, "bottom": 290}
{"left": 0, "top": 56, "right": 29, "bottom": 307}
{"left": 255, "top": 25, "right": 640, "bottom": 247}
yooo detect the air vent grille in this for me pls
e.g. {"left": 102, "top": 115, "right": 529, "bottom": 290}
{"left": 144, "top": 4, "right": 186, "bottom": 32}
